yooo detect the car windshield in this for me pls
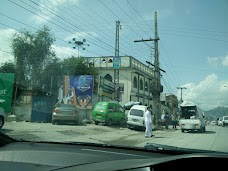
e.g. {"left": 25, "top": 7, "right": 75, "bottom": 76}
{"left": 0, "top": 0, "right": 228, "bottom": 154}
{"left": 129, "top": 109, "right": 144, "bottom": 117}
{"left": 94, "top": 104, "right": 106, "bottom": 110}
{"left": 58, "top": 104, "right": 76, "bottom": 109}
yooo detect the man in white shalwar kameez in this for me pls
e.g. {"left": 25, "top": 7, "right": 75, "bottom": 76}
{"left": 144, "top": 107, "right": 154, "bottom": 138}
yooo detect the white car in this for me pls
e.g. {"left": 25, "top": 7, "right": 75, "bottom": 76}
{"left": 127, "top": 105, "right": 147, "bottom": 130}
{"left": 221, "top": 116, "right": 228, "bottom": 127}
{"left": 0, "top": 107, "right": 5, "bottom": 129}
{"left": 126, "top": 105, "right": 154, "bottom": 130}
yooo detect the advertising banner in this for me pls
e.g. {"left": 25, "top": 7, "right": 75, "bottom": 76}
{"left": 0, "top": 73, "right": 15, "bottom": 113}
{"left": 56, "top": 75, "right": 94, "bottom": 109}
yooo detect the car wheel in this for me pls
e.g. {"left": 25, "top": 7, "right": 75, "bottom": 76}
{"left": 181, "top": 129, "right": 185, "bottom": 133}
{"left": 52, "top": 120, "right": 55, "bottom": 125}
{"left": 105, "top": 119, "right": 112, "bottom": 126}
{"left": 119, "top": 119, "right": 125, "bottom": 126}
{"left": 95, "top": 121, "right": 99, "bottom": 125}
{"left": 0, "top": 116, "right": 4, "bottom": 129}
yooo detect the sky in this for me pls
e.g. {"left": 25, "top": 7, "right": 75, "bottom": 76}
{"left": 0, "top": 0, "right": 228, "bottom": 111}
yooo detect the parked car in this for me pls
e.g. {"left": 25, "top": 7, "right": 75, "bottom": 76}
{"left": 52, "top": 104, "right": 79, "bottom": 125}
{"left": 0, "top": 107, "right": 5, "bottom": 129}
{"left": 123, "top": 101, "right": 142, "bottom": 110}
{"left": 126, "top": 105, "right": 150, "bottom": 130}
{"left": 222, "top": 116, "right": 228, "bottom": 127}
{"left": 91, "top": 101, "right": 125, "bottom": 126}
{"left": 210, "top": 121, "right": 217, "bottom": 125}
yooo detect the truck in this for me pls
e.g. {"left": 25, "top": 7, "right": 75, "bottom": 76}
{"left": 179, "top": 101, "right": 206, "bottom": 133}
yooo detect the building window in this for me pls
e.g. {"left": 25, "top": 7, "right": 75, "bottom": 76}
{"left": 133, "top": 76, "right": 137, "bottom": 88}
{"left": 140, "top": 79, "right": 143, "bottom": 90}
{"left": 145, "top": 81, "right": 148, "bottom": 92}
{"left": 104, "top": 74, "right": 112, "bottom": 82}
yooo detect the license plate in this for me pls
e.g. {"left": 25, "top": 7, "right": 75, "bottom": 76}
{"left": 133, "top": 119, "right": 139, "bottom": 122}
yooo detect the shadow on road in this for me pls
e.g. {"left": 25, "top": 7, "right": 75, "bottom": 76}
{"left": 185, "top": 130, "right": 216, "bottom": 134}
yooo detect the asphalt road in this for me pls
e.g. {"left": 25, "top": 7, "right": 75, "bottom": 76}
{"left": 1, "top": 121, "right": 228, "bottom": 153}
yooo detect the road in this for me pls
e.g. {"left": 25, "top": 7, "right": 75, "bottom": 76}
{"left": 1, "top": 121, "right": 228, "bottom": 153}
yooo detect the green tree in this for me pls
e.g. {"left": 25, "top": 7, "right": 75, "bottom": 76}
{"left": 61, "top": 56, "right": 98, "bottom": 76}
{"left": 0, "top": 61, "right": 15, "bottom": 73}
{"left": 11, "top": 26, "right": 56, "bottom": 94}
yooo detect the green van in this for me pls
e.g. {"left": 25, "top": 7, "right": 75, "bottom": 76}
{"left": 91, "top": 101, "right": 125, "bottom": 126}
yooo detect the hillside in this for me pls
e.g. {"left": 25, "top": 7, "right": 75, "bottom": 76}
{"left": 204, "top": 107, "right": 228, "bottom": 121}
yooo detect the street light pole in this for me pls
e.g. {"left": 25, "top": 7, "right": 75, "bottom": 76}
{"left": 69, "top": 38, "right": 89, "bottom": 57}
{"left": 177, "top": 87, "right": 186, "bottom": 104}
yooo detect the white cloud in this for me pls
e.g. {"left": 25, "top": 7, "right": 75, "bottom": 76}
{"left": 52, "top": 45, "right": 83, "bottom": 59}
{"left": 31, "top": 0, "right": 79, "bottom": 24}
{"left": 178, "top": 74, "right": 228, "bottom": 111}
{"left": 222, "top": 54, "right": 228, "bottom": 66}
{"left": 208, "top": 57, "right": 220, "bottom": 68}
{"left": 208, "top": 52, "right": 228, "bottom": 68}
{"left": 0, "top": 28, "right": 17, "bottom": 65}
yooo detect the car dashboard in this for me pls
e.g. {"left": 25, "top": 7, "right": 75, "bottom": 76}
{"left": 0, "top": 135, "right": 227, "bottom": 171}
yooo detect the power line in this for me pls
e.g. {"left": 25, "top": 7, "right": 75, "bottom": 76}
{"left": 48, "top": 0, "right": 144, "bottom": 58}
{"left": 9, "top": 0, "right": 115, "bottom": 54}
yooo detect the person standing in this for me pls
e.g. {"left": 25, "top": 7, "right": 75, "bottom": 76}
{"left": 164, "top": 112, "right": 169, "bottom": 130}
{"left": 144, "top": 107, "right": 154, "bottom": 138}
{"left": 171, "top": 112, "right": 178, "bottom": 130}
{"left": 161, "top": 110, "right": 165, "bottom": 127}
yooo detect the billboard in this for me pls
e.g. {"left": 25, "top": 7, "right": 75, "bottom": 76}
{"left": 0, "top": 73, "right": 15, "bottom": 113}
{"left": 56, "top": 75, "right": 94, "bottom": 109}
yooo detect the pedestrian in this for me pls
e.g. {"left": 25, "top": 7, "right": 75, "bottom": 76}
{"left": 161, "top": 110, "right": 165, "bottom": 127}
{"left": 171, "top": 112, "right": 178, "bottom": 130}
{"left": 164, "top": 112, "right": 169, "bottom": 129}
{"left": 144, "top": 107, "right": 154, "bottom": 138}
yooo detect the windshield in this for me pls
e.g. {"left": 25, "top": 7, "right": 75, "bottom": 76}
{"left": 57, "top": 104, "right": 76, "bottom": 109}
{"left": 0, "top": 0, "right": 228, "bottom": 154}
{"left": 181, "top": 106, "right": 197, "bottom": 119}
{"left": 94, "top": 104, "right": 106, "bottom": 111}
{"left": 129, "top": 109, "right": 144, "bottom": 117}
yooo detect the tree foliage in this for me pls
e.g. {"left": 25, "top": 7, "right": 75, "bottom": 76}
{"left": 0, "top": 61, "right": 15, "bottom": 73}
{"left": 11, "top": 26, "right": 56, "bottom": 94}
{"left": 61, "top": 56, "right": 98, "bottom": 76}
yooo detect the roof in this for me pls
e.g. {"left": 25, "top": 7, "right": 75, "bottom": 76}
{"left": 180, "top": 101, "right": 196, "bottom": 107}
{"left": 130, "top": 105, "right": 147, "bottom": 111}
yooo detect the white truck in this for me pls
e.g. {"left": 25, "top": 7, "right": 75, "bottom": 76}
{"left": 179, "top": 101, "right": 206, "bottom": 133}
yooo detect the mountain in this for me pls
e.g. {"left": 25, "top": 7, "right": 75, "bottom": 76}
{"left": 204, "top": 107, "right": 228, "bottom": 121}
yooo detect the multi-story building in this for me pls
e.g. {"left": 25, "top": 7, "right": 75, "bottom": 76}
{"left": 85, "top": 56, "right": 163, "bottom": 114}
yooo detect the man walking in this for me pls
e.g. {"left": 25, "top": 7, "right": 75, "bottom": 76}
{"left": 144, "top": 107, "right": 154, "bottom": 138}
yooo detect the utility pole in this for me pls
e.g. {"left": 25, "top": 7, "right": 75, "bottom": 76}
{"left": 114, "top": 20, "right": 121, "bottom": 102}
{"left": 177, "top": 87, "right": 186, "bottom": 104}
{"left": 134, "top": 12, "right": 163, "bottom": 126}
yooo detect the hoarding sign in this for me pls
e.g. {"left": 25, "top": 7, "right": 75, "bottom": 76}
{"left": 56, "top": 75, "right": 94, "bottom": 109}
{"left": 0, "top": 73, "right": 15, "bottom": 113}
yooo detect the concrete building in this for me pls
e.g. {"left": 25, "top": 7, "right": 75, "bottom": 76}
{"left": 160, "top": 93, "right": 178, "bottom": 115}
{"left": 85, "top": 56, "right": 163, "bottom": 114}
